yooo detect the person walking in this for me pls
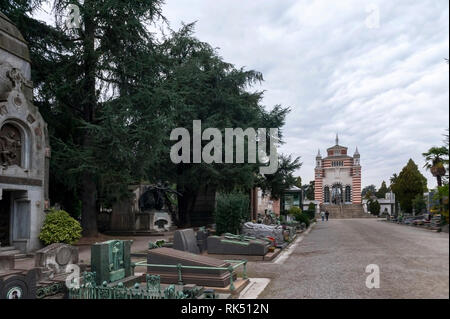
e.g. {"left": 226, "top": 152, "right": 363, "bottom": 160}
{"left": 325, "top": 210, "right": 330, "bottom": 221}
{"left": 321, "top": 210, "right": 325, "bottom": 221}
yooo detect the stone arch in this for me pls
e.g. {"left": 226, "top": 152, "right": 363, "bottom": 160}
{"left": 0, "top": 118, "right": 32, "bottom": 169}
{"left": 331, "top": 182, "right": 344, "bottom": 204}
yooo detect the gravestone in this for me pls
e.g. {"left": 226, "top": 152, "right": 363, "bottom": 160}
{"left": 173, "top": 229, "right": 200, "bottom": 254}
{"left": 146, "top": 247, "right": 236, "bottom": 287}
{"left": 241, "top": 222, "right": 286, "bottom": 248}
{"left": 0, "top": 269, "right": 36, "bottom": 299}
{"left": 34, "top": 243, "right": 78, "bottom": 280}
{"left": 91, "top": 240, "right": 133, "bottom": 285}
{"left": 207, "top": 235, "right": 269, "bottom": 256}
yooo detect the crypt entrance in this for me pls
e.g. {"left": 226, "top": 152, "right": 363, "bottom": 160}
{"left": 331, "top": 183, "right": 344, "bottom": 204}
{"left": 0, "top": 189, "right": 30, "bottom": 248}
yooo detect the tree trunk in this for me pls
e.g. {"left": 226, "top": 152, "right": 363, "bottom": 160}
{"left": 81, "top": 169, "right": 98, "bottom": 236}
{"left": 437, "top": 175, "right": 442, "bottom": 187}
{"left": 177, "top": 188, "right": 198, "bottom": 227}
{"left": 80, "top": 0, "right": 98, "bottom": 236}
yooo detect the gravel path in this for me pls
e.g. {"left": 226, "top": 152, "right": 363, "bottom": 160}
{"left": 251, "top": 219, "right": 449, "bottom": 299}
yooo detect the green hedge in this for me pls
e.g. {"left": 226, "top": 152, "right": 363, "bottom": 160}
{"left": 214, "top": 192, "right": 249, "bottom": 235}
{"left": 288, "top": 206, "right": 310, "bottom": 228}
{"left": 39, "top": 209, "right": 82, "bottom": 245}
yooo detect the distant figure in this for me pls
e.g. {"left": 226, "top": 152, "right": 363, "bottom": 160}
{"left": 325, "top": 210, "right": 330, "bottom": 221}
{"left": 321, "top": 210, "right": 325, "bottom": 222}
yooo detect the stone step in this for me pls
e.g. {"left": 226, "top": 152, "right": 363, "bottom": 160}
{"left": 0, "top": 249, "right": 22, "bottom": 256}
{"left": 0, "top": 246, "right": 16, "bottom": 252}
{"left": 13, "top": 253, "right": 28, "bottom": 259}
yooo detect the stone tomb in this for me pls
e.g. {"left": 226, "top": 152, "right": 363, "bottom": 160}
{"left": 91, "top": 240, "right": 133, "bottom": 285}
{"left": 34, "top": 243, "right": 78, "bottom": 280}
{"left": 173, "top": 229, "right": 200, "bottom": 254}
{"left": 241, "top": 222, "right": 288, "bottom": 248}
{"left": 207, "top": 235, "right": 269, "bottom": 256}
{"left": 146, "top": 247, "right": 236, "bottom": 288}
{"left": 0, "top": 13, "right": 50, "bottom": 253}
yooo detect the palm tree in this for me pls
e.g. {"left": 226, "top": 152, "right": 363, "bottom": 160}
{"left": 389, "top": 173, "right": 398, "bottom": 187}
{"left": 422, "top": 146, "right": 449, "bottom": 187}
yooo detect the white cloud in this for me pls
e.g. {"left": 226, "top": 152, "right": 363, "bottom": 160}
{"left": 32, "top": 0, "right": 449, "bottom": 189}
{"left": 162, "top": 0, "right": 449, "bottom": 189}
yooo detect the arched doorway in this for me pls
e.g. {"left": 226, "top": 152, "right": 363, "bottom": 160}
{"left": 0, "top": 123, "right": 23, "bottom": 167}
{"left": 0, "top": 191, "right": 12, "bottom": 246}
{"left": 331, "top": 183, "right": 343, "bottom": 204}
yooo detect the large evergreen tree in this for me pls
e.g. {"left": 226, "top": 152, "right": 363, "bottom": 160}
{"left": 376, "top": 181, "right": 389, "bottom": 199}
{"left": 1, "top": 3, "right": 301, "bottom": 232}
{"left": 146, "top": 25, "right": 299, "bottom": 225}
{"left": 2, "top": 0, "right": 167, "bottom": 235}
{"left": 391, "top": 159, "right": 428, "bottom": 214}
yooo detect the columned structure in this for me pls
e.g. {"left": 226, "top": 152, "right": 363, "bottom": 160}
{"left": 314, "top": 135, "right": 361, "bottom": 205}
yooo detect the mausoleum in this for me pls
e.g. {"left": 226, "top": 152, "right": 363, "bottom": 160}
{"left": 314, "top": 135, "right": 361, "bottom": 205}
{"left": 314, "top": 135, "right": 368, "bottom": 218}
{"left": 0, "top": 12, "right": 50, "bottom": 253}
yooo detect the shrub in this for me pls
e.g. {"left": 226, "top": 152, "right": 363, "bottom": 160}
{"left": 39, "top": 209, "right": 82, "bottom": 245}
{"left": 368, "top": 199, "right": 381, "bottom": 216}
{"left": 288, "top": 207, "right": 310, "bottom": 227}
{"left": 214, "top": 192, "right": 250, "bottom": 235}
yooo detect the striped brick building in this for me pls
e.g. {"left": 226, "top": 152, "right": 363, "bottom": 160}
{"left": 314, "top": 135, "right": 362, "bottom": 205}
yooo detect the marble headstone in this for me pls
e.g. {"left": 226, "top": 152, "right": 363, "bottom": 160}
{"left": 173, "top": 229, "right": 200, "bottom": 254}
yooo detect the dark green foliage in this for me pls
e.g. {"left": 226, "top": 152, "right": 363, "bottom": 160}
{"left": 39, "top": 209, "right": 82, "bottom": 245}
{"left": 368, "top": 199, "right": 381, "bottom": 216}
{"left": 412, "top": 194, "right": 426, "bottom": 214}
{"left": 214, "top": 193, "right": 250, "bottom": 235}
{"left": 1, "top": 2, "right": 301, "bottom": 233}
{"left": 423, "top": 146, "right": 449, "bottom": 187}
{"left": 304, "top": 181, "right": 315, "bottom": 200}
{"left": 434, "top": 184, "right": 449, "bottom": 223}
{"left": 288, "top": 207, "right": 310, "bottom": 227}
{"left": 376, "top": 181, "right": 389, "bottom": 199}
{"left": 391, "top": 159, "right": 428, "bottom": 214}
{"left": 362, "top": 185, "right": 377, "bottom": 199}
{"left": 256, "top": 154, "right": 302, "bottom": 200}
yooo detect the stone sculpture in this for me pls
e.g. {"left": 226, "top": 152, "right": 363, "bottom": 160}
{"left": 34, "top": 243, "right": 78, "bottom": 280}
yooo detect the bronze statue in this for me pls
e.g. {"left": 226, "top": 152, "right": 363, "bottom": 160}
{"left": 138, "top": 182, "right": 182, "bottom": 223}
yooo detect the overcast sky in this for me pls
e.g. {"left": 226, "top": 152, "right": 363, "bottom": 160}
{"left": 161, "top": 0, "right": 449, "bottom": 189}
{"left": 35, "top": 1, "right": 449, "bottom": 189}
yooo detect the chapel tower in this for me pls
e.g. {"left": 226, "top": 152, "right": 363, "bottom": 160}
{"left": 314, "top": 135, "right": 361, "bottom": 205}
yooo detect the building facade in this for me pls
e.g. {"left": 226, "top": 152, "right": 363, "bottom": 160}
{"left": 0, "top": 12, "right": 50, "bottom": 252}
{"left": 314, "top": 135, "right": 361, "bottom": 205}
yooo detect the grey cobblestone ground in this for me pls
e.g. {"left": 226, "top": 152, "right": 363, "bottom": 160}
{"left": 251, "top": 219, "right": 449, "bottom": 299}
